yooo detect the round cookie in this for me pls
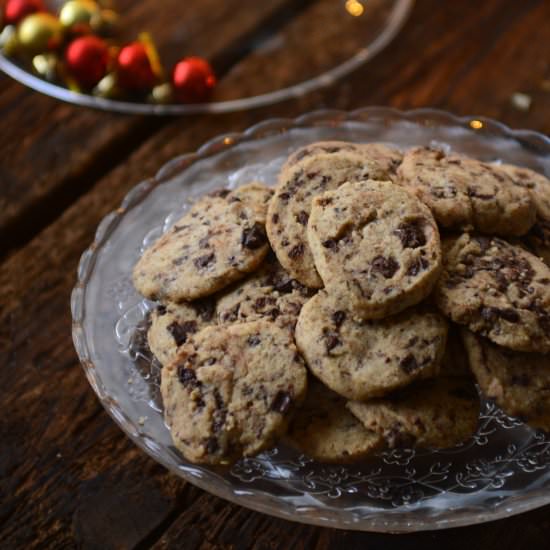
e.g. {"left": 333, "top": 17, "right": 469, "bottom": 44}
{"left": 347, "top": 377, "right": 480, "bottom": 449}
{"left": 133, "top": 183, "right": 273, "bottom": 302}
{"left": 161, "top": 320, "right": 308, "bottom": 465}
{"left": 435, "top": 233, "right": 550, "bottom": 352}
{"left": 397, "top": 147, "right": 535, "bottom": 235}
{"left": 286, "top": 380, "right": 383, "bottom": 463}
{"left": 216, "top": 252, "right": 315, "bottom": 330}
{"left": 307, "top": 180, "right": 442, "bottom": 319}
{"left": 496, "top": 163, "right": 550, "bottom": 222}
{"left": 295, "top": 291, "right": 448, "bottom": 400}
{"left": 462, "top": 329, "right": 550, "bottom": 431}
{"left": 147, "top": 300, "right": 216, "bottom": 366}
{"left": 267, "top": 141, "right": 402, "bottom": 288}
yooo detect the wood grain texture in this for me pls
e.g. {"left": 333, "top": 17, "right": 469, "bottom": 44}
{"left": 1, "top": 0, "right": 550, "bottom": 547}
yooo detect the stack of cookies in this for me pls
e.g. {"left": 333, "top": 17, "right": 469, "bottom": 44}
{"left": 132, "top": 141, "right": 550, "bottom": 465}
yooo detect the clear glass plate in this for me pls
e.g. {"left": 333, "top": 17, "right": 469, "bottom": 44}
{"left": 72, "top": 107, "right": 550, "bottom": 532}
{"left": 0, "top": 0, "right": 413, "bottom": 114}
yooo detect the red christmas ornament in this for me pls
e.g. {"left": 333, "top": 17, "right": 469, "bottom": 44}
{"left": 116, "top": 42, "right": 156, "bottom": 91}
{"left": 172, "top": 56, "right": 216, "bottom": 103}
{"left": 65, "top": 35, "right": 109, "bottom": 88}
{"left": 3, "top": 0, "right": 45, "bottom": 25}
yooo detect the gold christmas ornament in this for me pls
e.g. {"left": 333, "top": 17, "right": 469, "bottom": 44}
{"left": 150, "top": 82, "right": 173, "bottom": 104}
{"left": 32, "top": 52, "right": 59, "bottom": 80}
{"left": 0, "top": 25, "right": 17, "bottom": 55}
{"left": 17, "top": 13, "right": 63, "bottom": 54}
{"left": 59, "top": 0, "right": 99, "bottom": 32}
{"left": 93, "top": 72, "right": 120, "bottom": 98}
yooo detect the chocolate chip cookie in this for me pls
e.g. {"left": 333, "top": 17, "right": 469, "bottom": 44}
{"left": 286, "top": 379, "right": 383, "bottom": 463}
{"left": 133, "top": 183, "right": 272, "bottom": 302}
{"left": 266, "top": 141, "right": 402, "bottom": 288}
{"left": 347, "top": 377, "right": 480, "bottom": 449}
{"left": 147, "top": 300, "right": 216, "bottom": 366}
{"left": 462, "top": 329, "right": 550, "bottom": 431}
{"left": 435, "top": 234, "right": 550, "bottom": 352}
{"left": 161, "top": 320, "right": 307, "bottom": 464}
{"left": 398, "top": 147, "right": 535, "bottom": 235}
{"left": 307, "top": 180, "right": 442, "bottom": 319}
{"left": 216, "top": 252, "right": 315, "bottom": 330}
{"left": 295, "top": 291, "right": 448, "bottom": 400}
{"left": 497, "top": 163, "right": 550, "bottom": 222}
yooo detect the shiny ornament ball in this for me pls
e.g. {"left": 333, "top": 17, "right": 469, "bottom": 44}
{"left": 65, "top": 35, "right": 109, "bottom": 87}
{"left": 32, "top": 52, "right": 59, "bottom": 80}
{"left": 59, "top": 0, "right": 98, "bottom": 33}
{"left": 116, "top": 42, "right": 156, "bottom": 91}
{"left": 17, "top": 13, "right": 64, "bottom": 54}
{"left": 150, "top": 82, "right": 173, "bottom": 104}
{"left": 3, "top": 0, "right": 45, "bottom": 26}
{"left": 172, "top": 57, "right": 216, "bottom": 103}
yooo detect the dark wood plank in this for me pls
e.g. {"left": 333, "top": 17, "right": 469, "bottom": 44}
{"left": 2, "top": 0, "right": 550, "bottom": 547}
{"left": 0, "top": 84, "right": 159, "bottom": 258}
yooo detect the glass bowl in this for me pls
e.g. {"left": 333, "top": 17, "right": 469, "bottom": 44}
{"left": 72, "top": 107, "right": 550, "bottom": 532}
{"left": 0, "top": 0, "right": 413, "bottom": 114}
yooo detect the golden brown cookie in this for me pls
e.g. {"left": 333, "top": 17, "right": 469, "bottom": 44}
{"left": 307, "top": 180, "right": 441, "bottom": 319}
{"left": 133, "top": 183, "right": 273, "bottom": 302}
{"left": 398, "top": 147, "right": 535, "bottom": 235}
{"left": 435, "top": 233, "right": 550, "bottom": 352}
{"left": 295, "top": 291, "right": 448, "bottom": 400}
{"left": 347, "top": 377, "right": 480, "bottom": 449}
{"left": 161, "top": 320, "right": 307, "bottom": 464}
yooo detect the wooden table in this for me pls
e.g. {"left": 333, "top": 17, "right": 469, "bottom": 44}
{"left": 2, "top": 0, "right": 550, "bottom": 547}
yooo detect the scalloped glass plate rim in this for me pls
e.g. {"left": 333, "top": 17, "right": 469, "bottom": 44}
{"left": 0, "top": 0, "right": 413, "bottom": 115}
{"left": 72, "top": 106, "right": 550, "bottom": 532}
